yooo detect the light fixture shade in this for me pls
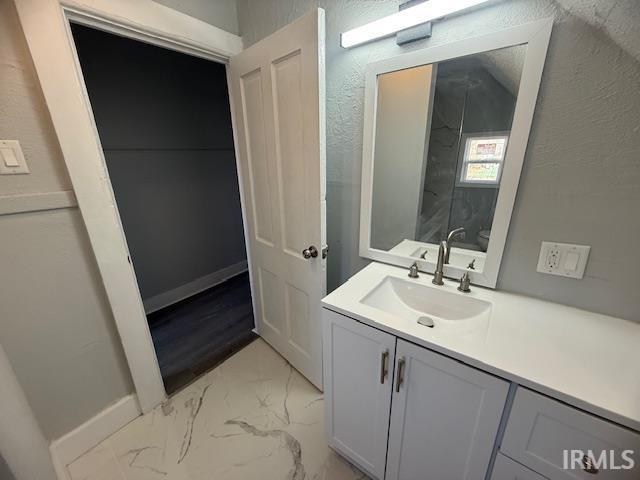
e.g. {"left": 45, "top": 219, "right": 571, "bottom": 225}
{"left": 341, "top": 0, "right": 490, "bottom": 48}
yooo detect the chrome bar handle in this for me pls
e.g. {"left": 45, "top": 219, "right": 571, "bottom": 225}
{"left": 379, "top": 350, "right": 389, "bottom": 384}
{"left": 582, "top": 455, "right": 599, "bottom": 474}
{"left": 395, "top": 357, "right": 406, "bottom": 393}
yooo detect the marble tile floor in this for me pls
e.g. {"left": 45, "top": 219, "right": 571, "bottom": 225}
{"left": 66, "top": 338, "right": 369, "bottom": 480}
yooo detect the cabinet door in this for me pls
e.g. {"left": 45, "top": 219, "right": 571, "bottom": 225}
{"left": 491, "top": 454, "right": 548, "bottom": 480}
{"left": 323, "top": 309, "right": 396, "bottom": 480}
{"left": 501, "top": 388, "right": 640, "bottom": 480}
{"left": 385, "top": 339, "right": 509, "bottom": 480}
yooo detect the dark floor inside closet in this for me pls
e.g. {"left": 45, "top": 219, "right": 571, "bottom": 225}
{"left": 148, "top": 273, "right": 256, "bottom": 394}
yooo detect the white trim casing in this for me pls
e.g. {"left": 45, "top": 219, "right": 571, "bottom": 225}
{"left": 61, "top": 0, "right": 242, "bottom": 61}
{"left": 49, "top": 394, "right": 141, "bottom": 480}
{"left": 13, "top": 0, "right": 244, "bottom": 412}
{"left": 359, "top": 19, "right": 553, "bottom": 288}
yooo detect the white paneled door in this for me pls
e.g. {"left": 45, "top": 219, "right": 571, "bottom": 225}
{"left": 228, "top": 9, "right": 326, "bottom": 388}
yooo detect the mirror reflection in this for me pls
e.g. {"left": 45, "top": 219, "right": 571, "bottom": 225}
{"left": 370, "top": 45, "right": 526, "bottom": 272}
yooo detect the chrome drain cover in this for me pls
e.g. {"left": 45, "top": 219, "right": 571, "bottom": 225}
{"left": 417, "top": 316, "right": 435, "bottom": 328}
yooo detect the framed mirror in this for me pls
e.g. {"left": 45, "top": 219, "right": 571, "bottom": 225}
{"left": 359, "top": 19, "right": 553, "bottom": 287}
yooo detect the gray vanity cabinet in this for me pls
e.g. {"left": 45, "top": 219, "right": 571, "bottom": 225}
{"left": 323, "top": 309, "right": 510, "bottom": 480}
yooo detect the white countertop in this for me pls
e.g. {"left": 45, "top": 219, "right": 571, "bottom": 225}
{"left": 322, "top": 262, "right": 640, "bottom": 431}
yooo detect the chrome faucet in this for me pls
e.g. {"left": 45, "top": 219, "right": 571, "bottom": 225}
{"left": 432, "top": 241, "right": 446, "bottom": 285}
{"left": 444, "top": 227, "right": 466, "bottom": 264}
{"left": 433, "top": 228, "right": 466, "bottom": 286}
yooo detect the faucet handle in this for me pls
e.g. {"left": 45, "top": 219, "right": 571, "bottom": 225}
{"left": 408, "top": 262, "right": 419, "bottom": 279}
{"left": 457, "top": 272, "right": 471, "bottom": 293}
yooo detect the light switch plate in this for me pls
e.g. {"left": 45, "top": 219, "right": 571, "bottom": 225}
{"left": 536, "top": 241, "right": 590, "bottom": 279}
{"left": 0, "top": 140, "right": 30, "bottom": 174}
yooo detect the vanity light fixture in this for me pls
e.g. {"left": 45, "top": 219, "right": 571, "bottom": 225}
{"left": 340, "top": 0, "right": 490, "bottom": 48}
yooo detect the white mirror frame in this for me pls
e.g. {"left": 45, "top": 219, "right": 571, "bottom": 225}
{"left": 359, "top": 18, "right": 553, "bottom": 288}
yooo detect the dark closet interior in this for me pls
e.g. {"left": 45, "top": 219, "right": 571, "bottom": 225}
{"left": 71, "top": 23, "right": 255, "bottom": 394}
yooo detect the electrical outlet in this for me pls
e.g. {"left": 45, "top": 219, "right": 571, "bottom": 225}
{"left": 546, "top": 246, "right": 561, "bottom": 269}
{"left": 537, "top": 242, "right": 590, "bottom": 279}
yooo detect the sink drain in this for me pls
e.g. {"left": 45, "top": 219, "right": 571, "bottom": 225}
{"left": 417, "top": 316, "right": 435, "bottom": 328}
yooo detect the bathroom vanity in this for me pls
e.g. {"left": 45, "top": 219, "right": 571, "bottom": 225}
{"left": 322, "top": 263, "right": 640, "bottom": 480}
{"left": 323, "top": 17, "right": 640, "bottom": 480}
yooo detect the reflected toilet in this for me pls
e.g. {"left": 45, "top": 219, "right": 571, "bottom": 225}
{"left": 477, "top": 230, "right": 491, "bottom": 252}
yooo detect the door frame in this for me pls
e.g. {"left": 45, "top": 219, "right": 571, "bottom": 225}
{"left": 14, "top": 0, "right": 245, "bottom": 412}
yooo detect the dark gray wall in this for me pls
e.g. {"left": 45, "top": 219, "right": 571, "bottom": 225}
{"left": 237, "top": 0, "right": 640, "bottom": 322}
{"left": 71, "top": 24, "right": 246, "bottom": 302}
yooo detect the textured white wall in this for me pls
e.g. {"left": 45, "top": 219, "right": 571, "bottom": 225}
{"left": 0, "top": 0, "right": 132, "bottom": 439}
{"left": 237, "top": 0, "right": 640, "bottom": 321}
{"left": 152, "top": 0, "right": 239, "bottom": 34}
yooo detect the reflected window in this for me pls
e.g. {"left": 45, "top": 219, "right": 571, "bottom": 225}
{"left": 458, "top": 134, "right": 509, "bottom": 186}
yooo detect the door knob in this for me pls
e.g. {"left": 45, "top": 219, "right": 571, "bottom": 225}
{"left": 302, "top": 245, "right": 318, "bottom": 259}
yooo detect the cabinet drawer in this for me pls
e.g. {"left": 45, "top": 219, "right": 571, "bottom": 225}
{"left": 501, "top": 388, "right": 640, "bottom": 479}
{"left": 491, "top": 454, "right": 548, "bottom": 480}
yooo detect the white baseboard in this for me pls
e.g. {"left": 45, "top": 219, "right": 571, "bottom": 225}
{"left": 143, "top": 260, "right": 248, "bottom": 314}
{"left": 49, "top": 394, "right": 141, "bottom": 480}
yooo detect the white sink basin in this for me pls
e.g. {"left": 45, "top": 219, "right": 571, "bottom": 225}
{"left": 360, "top": 276, "right": 491, "bottom": 332}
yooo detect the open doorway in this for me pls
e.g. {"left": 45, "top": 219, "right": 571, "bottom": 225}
{"left": 70, "top": 23, "right": 256, "bottom": 394}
